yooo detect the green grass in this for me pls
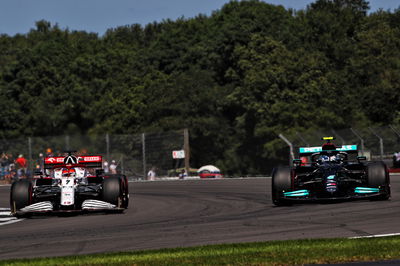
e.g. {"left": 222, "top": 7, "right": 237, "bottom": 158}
{"left": 2, "top": 236, "right": 400, "bottom": 265}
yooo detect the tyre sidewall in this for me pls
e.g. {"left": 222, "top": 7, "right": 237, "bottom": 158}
{"left": 367, "top": 162, "right": 389, "bottom": 187}
{"left": 102, "top": 176, "right": 121, "bottom": 206}
{"left": 367, "top": 162, "right": 390, "bottom": 199}
{"left": 272, "top": 167, "right": 292, "bottom": 205}
{"left": 10, "top": 179, "right": 32, "bottom": 212}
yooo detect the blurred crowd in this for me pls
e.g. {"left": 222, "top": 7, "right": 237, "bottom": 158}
{"left": 0, "top": 153, "right": 27, "bottom": 181}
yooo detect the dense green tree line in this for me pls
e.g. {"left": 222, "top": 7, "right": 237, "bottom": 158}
{"left": 1, "top": 0, "right": 399, "bottom": 174}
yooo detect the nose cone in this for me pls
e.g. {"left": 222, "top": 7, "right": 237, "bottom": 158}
{"left": 325, "top": 175, "right": 337, "bottom": 193}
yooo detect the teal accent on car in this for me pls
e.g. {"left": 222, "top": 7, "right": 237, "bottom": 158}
{"left": 337, "top": 145, "right": 358, "bottom": 152}
{"left": 299, "top": 146, "right": 322, "bottom": 153}
{"left": 299, "top": 145, "right": 358, "bottom": 154}
{"left": 354, "top": 187, "right": 380, "bottom": 194}
{"left": 327, "top": 175, "right": 335, "bottom": 180}
{"left": 283, "top": 190, "right": 309, "bottom": 197}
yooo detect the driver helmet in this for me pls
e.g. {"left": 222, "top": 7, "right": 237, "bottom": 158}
{"left": 329, "top": 155, "right": 337, "bottom": 161}
{"left": 319, "top": 155, "right": 329, "bottom": 162}
{"left": 62, "top": 168, "right": 76, "bottom": 177}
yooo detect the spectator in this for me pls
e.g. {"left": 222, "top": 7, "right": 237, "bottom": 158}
{"left": 9, "top": 165, "right": 17, "bottom": 182}
{"left": 7, "top": 153, "right": 14, "bottom": 171}
{"left": 0, "top": 153, "right": 7, "bottom": 179}
{"left": 147, "top": 167, "right": 156, "bottom": 181}
{"left": 109, "top": 160, "right": 117, "bottom": 174}
{"left": 36, "top": 153, "right": 44, "bottom": 172}
{"left": 103, "top": 160, "right": 109, "bottom": 173}
{"left": 393, "top": 152, "right": 400, "bottom": 168}
{"left": 46, "top": 148, "right": 53, "bottom": 157}
{"left": 179, "top": 169, "right": 187, "bottom": 179}
{"left": 15, "top": 154, "right": 27, "bottom": 178}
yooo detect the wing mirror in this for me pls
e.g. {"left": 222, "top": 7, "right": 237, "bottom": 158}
{"left": 293, "top": 159, "right": 302, "bottom": 166}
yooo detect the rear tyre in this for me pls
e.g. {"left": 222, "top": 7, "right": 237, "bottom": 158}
{"left": 272, "top": 167, "right": 292, "bottom": 206}
{"left": 10, "top": 179, "right": 33, "bottom": 214}
{"left": 367, "top": 162, "right": 390, "bottom": 200}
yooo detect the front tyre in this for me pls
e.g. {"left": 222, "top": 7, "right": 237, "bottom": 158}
{"left": 271, "top": 167, "right": 292, "bottom": 206}
{"left": 102, "top": 175, "right": 129, "bottom": 209}
{"left": 367, "top": 162, "right": 390, "bottom": 200}
{"left": 10, "top": 179, "right": 33, "bottom": 214}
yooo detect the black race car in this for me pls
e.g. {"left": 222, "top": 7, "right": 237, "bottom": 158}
{"left": 10, "top": 154, "right": 129, "bottom": 217}
{"left": 272, "top": 137, "right": 390, "bottom": 205}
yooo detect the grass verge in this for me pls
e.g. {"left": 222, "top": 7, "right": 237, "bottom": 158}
{"left": 2, "top": 236, "right": 400, "bottom": 265}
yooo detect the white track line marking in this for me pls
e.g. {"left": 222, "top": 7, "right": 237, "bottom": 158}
{"left": 0, "top": 217, "right": 16, "bottom": 222}
{"left": 129, "top": 176, "right": 270, "bottom": 182}
{"left": 349, "top": 233, "right": 400, "bottom": 239}
{"left": 0, "top": 207, "right": 22, "bottom": 226}
{"left": 0, "top": 219, "right": 24, "bottom": 226}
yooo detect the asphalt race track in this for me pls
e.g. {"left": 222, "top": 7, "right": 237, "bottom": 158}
{"left": 0, "top": 176, "right": 400, "bottom": 260}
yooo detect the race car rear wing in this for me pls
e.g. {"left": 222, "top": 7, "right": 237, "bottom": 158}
{"left": 299, "top": 145, "right": 358, "bottom": 156}
{"left": 44, "top": 155, "right": 103, "bottom": 169}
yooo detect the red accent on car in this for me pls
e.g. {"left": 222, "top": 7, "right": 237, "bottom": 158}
{"left": 322, "top": 143, "right": 336, "bottom": 151}
{"left": 199, "top": 173, "right": 223, "bottom": 178}
{"left": 45, "top": 156, "right": 102, "bottom": 165}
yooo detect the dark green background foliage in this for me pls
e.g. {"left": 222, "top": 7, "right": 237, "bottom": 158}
{"left": 1, "top": 0, "right": 399, "bottom": 175}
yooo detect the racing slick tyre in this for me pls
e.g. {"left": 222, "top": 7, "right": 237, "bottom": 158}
{"left": 10, "top": 179, "right": 33, "bottom": 214}
{"left": 272, "top": 167, "right": 293, "bottom": 206}
{"left": 102, "top": 175, "right": 129, "bottom": 209}
{"left": 118, "top": 175, "right": 129, "bottom": 208}
{"left": 367, "top": 162, "right": 390, "bottom": 200}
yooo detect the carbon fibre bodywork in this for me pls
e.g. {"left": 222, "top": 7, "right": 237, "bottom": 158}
{"left": 272, "top": 140, "right": 390, "bottom": 205}
{"left": 287, "top": 162, "right": 387, "bottom": 201}
{"left": 10, "top": 155, "right": 129, "bottom": 216}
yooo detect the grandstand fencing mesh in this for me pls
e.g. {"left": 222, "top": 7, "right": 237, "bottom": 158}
{"left": 0, "top": 130, "right": 185, "bottom": 181}
{"left": 279, "top": 125, "right": 400, "bottom": 166}
{"left": 2, "top": 126, "right": 400, "bottom": 180}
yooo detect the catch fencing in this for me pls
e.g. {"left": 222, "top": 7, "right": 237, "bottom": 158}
{"left": 278, "top": 125, "right": 400, "bottom": 166}
{"left": 0, "top": 130, "right": 186, "bottom": 181}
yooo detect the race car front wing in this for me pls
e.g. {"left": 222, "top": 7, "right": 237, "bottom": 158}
{"left": 280, "top": 187, "right": 386, "bottom": 201}
{"left": 14, "top": 199, "right": 121, "bottom": 216}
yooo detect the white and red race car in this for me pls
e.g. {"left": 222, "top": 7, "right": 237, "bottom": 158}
{"left": 10, "top": 153, "right": 129, "bottom": 217}
{"left": 197, "top": 165, "right": 223, "bottom": 178}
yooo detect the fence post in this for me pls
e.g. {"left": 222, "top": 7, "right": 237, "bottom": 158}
{"left": 350, "top": 128, "right": 365, "bottom": 156}
{"left": 28, "top": 137, "right": 32, "bottom": 178}
{"left": 184, "top": 128, "right": 190, "bottom": 175}
{"left": 142, "top": 133, "right": 146, "bottom": 180}
{"left": 279, "top": 134, "right": 294, "bottom": 166}
{"left": 389, "top": 125, "right": 400, "bottom": 152}
{"left": 369, "top": 127, "right": 384, "bottom": 160}
{"left": 106, "top": 133, "right": 110, "bottom": 163}
{"left": 121, "top": 155, "right": 124, "bottom": 175}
